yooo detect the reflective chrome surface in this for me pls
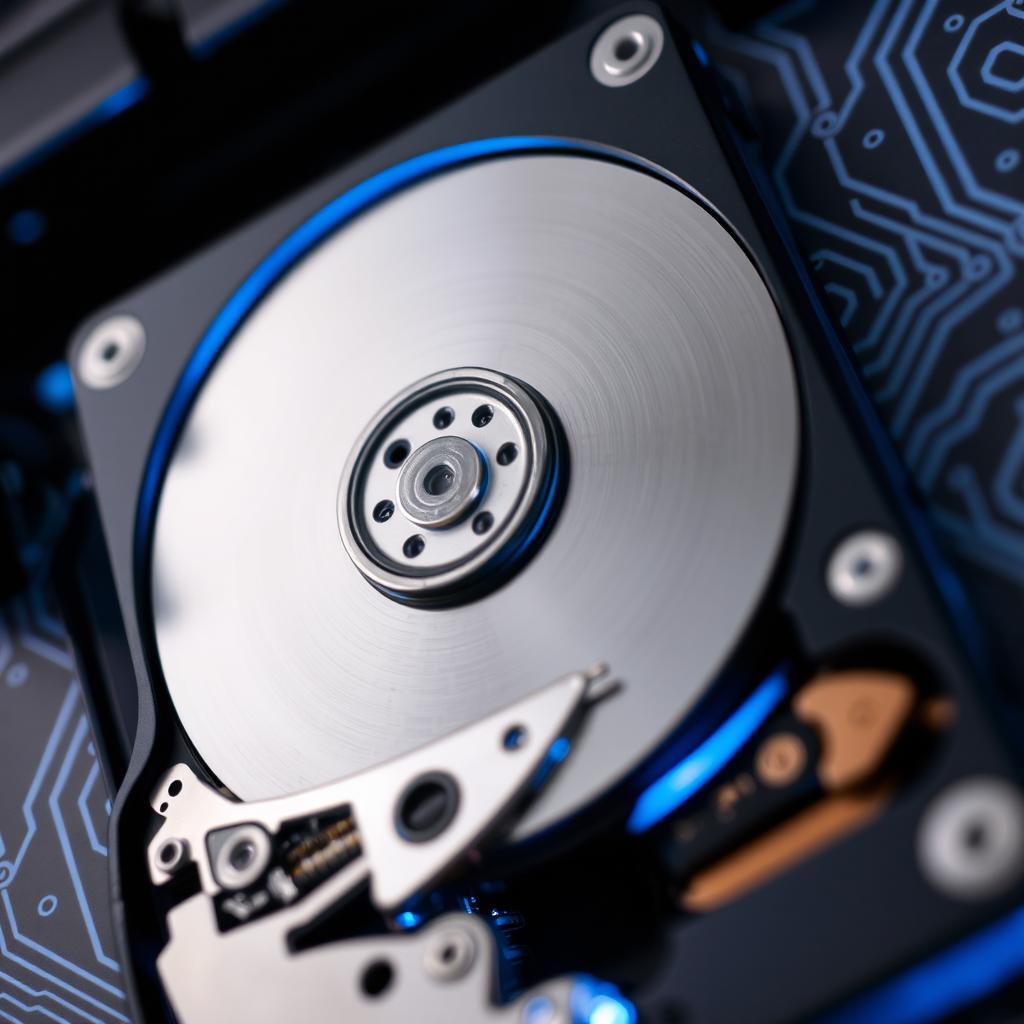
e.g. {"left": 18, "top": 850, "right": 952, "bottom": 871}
{"left": 397, "top": 436, "right": 485, "bottom": 530}
{"left": 150, "top": 153, "right": 799, "bottom": 836}
{"left": 338, "top": 367, "right": 559, "bottom": 600}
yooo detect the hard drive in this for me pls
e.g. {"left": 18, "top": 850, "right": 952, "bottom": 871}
{"left": 63, "top": 6, "right": 1024, "bottom": 1022}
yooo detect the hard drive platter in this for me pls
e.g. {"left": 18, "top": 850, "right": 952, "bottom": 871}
{"left": 148, "top": 150, "right": 798, "bottom": 837}
{"left": 64, "top": 11, "right": 1024, "bottom": 1024}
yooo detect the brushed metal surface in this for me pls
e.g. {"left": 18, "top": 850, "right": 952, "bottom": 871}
{"left": 150, "top": 153, "right": 799, "bottom": 836}
{"left": 339, "top": 367, "right": 557, "bottom": 594}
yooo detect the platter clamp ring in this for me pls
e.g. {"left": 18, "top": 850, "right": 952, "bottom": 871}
{"left": 338, "top": 367, "right": 564, "bottom": 605}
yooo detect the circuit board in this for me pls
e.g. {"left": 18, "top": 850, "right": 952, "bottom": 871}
{"left": 709, "top": 0, "right": 1024, "bottom": 663}
{"left": 0, "top": 583, "right": 127, "bottom": 1023}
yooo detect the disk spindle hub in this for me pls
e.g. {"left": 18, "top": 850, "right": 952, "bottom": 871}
{"left": 339, "top": 368, "right": 562, "bottom": 605}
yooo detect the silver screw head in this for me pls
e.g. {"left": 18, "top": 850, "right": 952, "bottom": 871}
{"left": 156, "top": 837, "right": 189, "bottom": 874}
{"left": 76, "top": 315, "right": 146, "bottom": 389}
{"left": 423, "top": 927, "right": 476, "bottom": 983}
{"left": 397, "top": 436, "right": 486, "bottom": 529}
{"left": 917, "top": 776, "right": 1024, "bottom": 901}
{"left": 211, "top": 824, "right": 272, "bottom": 891}
{"left": 590, "top": 14, "right": 665, "bottom": 88}
{"left": 826, "top": 529, "right": 903, "bottom": 606}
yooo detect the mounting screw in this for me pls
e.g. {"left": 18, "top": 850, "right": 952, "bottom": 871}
{"left": 755, "top": 732, "right": 806, "bottom": 788}
{"left": 423, "top": 927, "right": 476, "bottom": 982}
{"left": 211, "top": 824, "right": 272, "bottom": 890}
{"left": 590, "top": 14, "right": 665, "bottom": 88}
{"left": 826, "top": 529, "right": 903, "bottom": 606}
{"left": 917, "top": 776, "right": 1024, "bottom": 901}
{"left": 156, "top": 837, "right": 189, "bottom": 874}
{"left": 76, "top": 315, "right": 146, "bottom": 390}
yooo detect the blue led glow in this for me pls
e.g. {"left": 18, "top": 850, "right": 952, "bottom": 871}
{"left": 92, "top": 79, "right": 149, "bottom": 122}
{"left": 627, "top": 671, "right": 788, "bottom": 833}
{"left": 588, "top": 995, "right": 636, "bottom": 1024}
{"left": 7, "top": 209, "right": 47, "bottom": 246}
{"left": 35, "top": 361, "right": 75, "bottom": 415}
{"left": 692, "top": 40, "right": 711, "bottom": 67}
{"left": 394, "top": 910, "right": 421, "bottom": 930}
{"left": 571, "top": 977, "right": 637, "bottom": 1024}
{"left": 548, "top": 737, "right": 571, "bottom": 764}
{"left": 134, "top": 136, "right": 658, "bottom": 582}
{"left": 530, "top": 735, "right": 573, "bottom": 793}
{"left": 821, "top": 904, "right": 1024, "bottom": 1024}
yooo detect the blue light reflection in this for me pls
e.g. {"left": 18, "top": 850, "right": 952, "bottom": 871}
{"left": 35, "top": 361, "right": 75, "bottom": 414}
{"left": 627, "top": 670, "right": 788, "bottom": 833}
{"left": 821, "top": 904, "right": 1024, "bottom": 1024}
{"left": 0, "top": 79, "right": 148, "bottom": 188}
{"left": 571, "top": 977, "right": 637, "bottom": 1024}
{"left": 133, "top": 137, "right": 637, "bottom": 586}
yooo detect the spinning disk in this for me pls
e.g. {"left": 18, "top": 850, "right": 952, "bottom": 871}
{"left": 149, "top": 151, "right": 799, "bottom": 836}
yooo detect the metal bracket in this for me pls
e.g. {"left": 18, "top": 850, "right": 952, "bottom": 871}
{"left": 148, "top": 666, "right": 626, "bottom": 1022}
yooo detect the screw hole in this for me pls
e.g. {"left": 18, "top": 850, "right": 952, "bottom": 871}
{"left": 962, "top": 819, "right": 990, "bottom": 852}
{"left": 496, "top": 442, "right": 518, "bottom": 466}
{"left": 503, "top": 725, "right": 527, "bottom": 750}
{"left": 361, "top": 959, "right": 394, "bottom": 997}
{"left": 373, "top": 500, "right": 395, "bottom": 523}
{"left": 168, "top": 780, "right": 182, "bottom": 797}
{"left": 614, "top": 34, "right": 640, "bottom": 61}
{"left": 433, "top": 406, "right": 455, "bottom": 430}
{"left": 403, "top": 535, "right": 425, "bottom": 558}
{"left": 472, "top": 511, "right": 494, "bottom": 535}
{"left": 159, "top": 802, "right": 168, "bottom": 813}
{"left": 101, "top": 342, "right": 120, "bottom": 362}
{"left": 423, "top": 463, "right": 456, "bottom": 496}
{"left": 159, "top": 844, "right": 176, "bottom": 865}
{"left": 395, "top": 772, "right": 460, "bottom": 842}
{"left": 228, "top": 840, "right": 256, "bottom": 871}
{"left": 471, "top": 404, "right": 494, "bottom": 428}
{"left": 384, "top": 440, "right": 411, "bottom": 469}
